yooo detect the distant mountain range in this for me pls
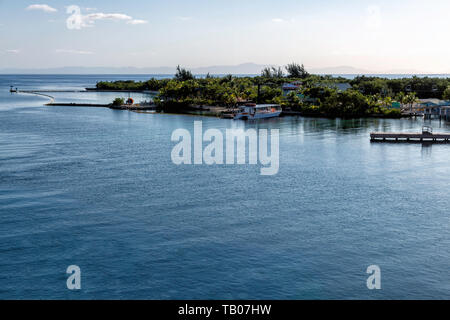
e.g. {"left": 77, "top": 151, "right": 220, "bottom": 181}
{"left": 0, "top": 63, "right": 435, "bottom": 75}
{"left": 0, "top": 63, "right": 265, "bottom": 75}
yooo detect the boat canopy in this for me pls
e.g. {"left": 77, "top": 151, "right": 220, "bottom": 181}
{"left": 243, "top": 104, "right": 281, "bottom": 109}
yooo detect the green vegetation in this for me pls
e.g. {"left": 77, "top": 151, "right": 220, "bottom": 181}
{"left": 261, "top": 67, "right": 284, "bottom": 78}
{"left": 96, "top": 78, "right": 169, "bottom": 91}
{"left": 96, "top": 64, "right": 450, "bottom": 119}
{"left": 350, "top": 76, "right": 450, "bottom": 99}
{"left": 174, "top": 65, "right": 194, "bottom": 81}
{"left": 285, "top": 63, "right": 309, "bottom": 78}
{"left": 112, "top": 97, "right": 125, "bottom": 106}
{"left": 443, "top": 86, "right": 450, "bottom": 100}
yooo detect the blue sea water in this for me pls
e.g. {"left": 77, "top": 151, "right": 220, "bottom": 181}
{"left": 0, "top": 75, "right": 449, "bottom": 300}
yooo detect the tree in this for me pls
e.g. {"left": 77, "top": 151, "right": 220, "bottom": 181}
{"left": 261, "top": 67, "right": 284, "bottom": 78}
{"left": 403, "top": 92, "right": 418, "bottom": 114}
{"left": 383, "top": 96, "right": 393, "bottom": 108}
{"left": 337, "top": 89, "right": 371, "bottom": 117}
{"left": 175, "top": 65, "right": 194, "bottom": 81}
{"left": 443, "top": 86, "right": 450, "bottom": 100}
{"left": 285, "top": 63, "right": 309, "bottom": 78}
{"left": 112, "top": 97, "right": 125, "bottom": 106}
{"left": 286, "top": 91, "right": 300, "bottom": 105}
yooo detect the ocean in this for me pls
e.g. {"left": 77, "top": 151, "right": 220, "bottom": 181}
{"left": 0, "top": 75, "right": 449, "bottom": 299}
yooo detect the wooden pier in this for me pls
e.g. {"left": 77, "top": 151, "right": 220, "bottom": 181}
{"left": 371, "top": 126, "right": 450, "bottom": 143}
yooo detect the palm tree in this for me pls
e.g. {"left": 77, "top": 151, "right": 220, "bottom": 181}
{"left": 383, "top": 96, "right": 393, "bottom": 108}
{"left": 403, "top": 92, "right": 418, "bottom": 114}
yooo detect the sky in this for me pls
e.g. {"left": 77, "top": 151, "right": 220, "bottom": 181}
{"left": 1, "top": 0, "right": 450, "bottom": 73}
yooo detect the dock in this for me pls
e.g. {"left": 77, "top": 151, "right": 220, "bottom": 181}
{"left": 371, "top": 126, "right": 450, "bottom": 143}
{"left": 46, "top": 103, "right": 111, "bottom": 108}
{"left": 46, "top": 102, "right": 157, "bottom": 111}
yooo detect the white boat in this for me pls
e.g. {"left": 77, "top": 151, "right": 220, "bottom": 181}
{"left": 234, "top": 104, "right": 282, "bottom": 120}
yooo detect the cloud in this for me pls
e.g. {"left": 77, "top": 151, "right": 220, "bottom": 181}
{"left": 6, "top": 49, "right": 21, "bottom": 54}
{"left": 272, "top": 18, "right": 284, "bottom": 23}
{"left": 26, "top": 4, "right": 57, "bottom": 13}
{"left": 85, "top": 13, "right": 133, "bottom": 22}
{"left": 127, "top": 19, "right": 148, "bottom": 25}
{"left": 66, "top": 6, "right": 147, "bottom": 29}
{"left": 55, "top": 49, "right": 94, "bottom": 55}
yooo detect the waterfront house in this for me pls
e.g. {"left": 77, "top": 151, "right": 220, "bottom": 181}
{"left": 417, "top": 99, "right": 450, "bottom": 120}
{"left": 282, "top": 83, "right": 301, "bottom": 96}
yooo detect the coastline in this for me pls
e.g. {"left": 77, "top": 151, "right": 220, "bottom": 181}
{"left": 45, "top": 101, "right": 407, "bottom": 119}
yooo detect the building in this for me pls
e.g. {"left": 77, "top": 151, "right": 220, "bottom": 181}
{"left": 417, "top": 99, "right": 450, "bottom": 120}
{"left": 282, "top": 83, "right": 301, "bottom": 96}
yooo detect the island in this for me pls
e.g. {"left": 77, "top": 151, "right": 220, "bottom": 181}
{"left": 91, "top": 64, "right": 450, "bottom": 119}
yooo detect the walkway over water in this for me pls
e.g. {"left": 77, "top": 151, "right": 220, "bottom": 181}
{"left": 371, "top": 132, "right": 450, "bottom": 142}
{"left": 10, "top": 88, "right": 86, "bottom": 93}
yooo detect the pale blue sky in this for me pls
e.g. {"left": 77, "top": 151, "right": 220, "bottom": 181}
{"left": 1, "top": 0, "right": 450, "bottom": 72}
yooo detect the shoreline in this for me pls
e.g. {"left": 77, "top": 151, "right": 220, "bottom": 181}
{"left": 45, "top": 102, "right": 410, "bottom": 119}
{"left": 13, "top": 88, "right": 413, "bottom": 120}
{"left": 85, "top": 88, "right": 159, "bottom": 95}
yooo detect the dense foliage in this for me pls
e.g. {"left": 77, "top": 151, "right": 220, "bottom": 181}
{"left": 112, "top": 97, "right": 125, "bottom": 106}
{"left": 285, "top": 63, "right": 310, "bottom": 78}
{"left": 97, "top": 78, "right": 170, "bottom": 91}
{"left": 350, "top": 76, "right": 450, "bottom": 99}
{"left": 174, "top": 65, "right": 194, "bottom": 81}
{"left": 443, "top": 86, "right": 450, "bottom": 100}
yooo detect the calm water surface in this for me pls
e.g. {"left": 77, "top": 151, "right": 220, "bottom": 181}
{"left": 0, "top": 75, "right": 449, "bottom": 299}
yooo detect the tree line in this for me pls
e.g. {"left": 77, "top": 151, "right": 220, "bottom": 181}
{"left": 97, "top": 64, "right": 450, "bottom": 118}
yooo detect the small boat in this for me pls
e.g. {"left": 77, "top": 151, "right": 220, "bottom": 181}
{"left": 234, "top": 103, "right": 282, "bottom": 120}
{"left": 422, "top": 125, "right": 433, "bottom": 135}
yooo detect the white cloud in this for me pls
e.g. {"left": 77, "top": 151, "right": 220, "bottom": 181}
{"left": 66, "top": 6, "right": 147, "bottom": 29}
{"left": 79, "top": 13, "right": 132, "bottom": 28}
{"left": 272, "top": 18, "right": 284, "bottom": 23}
{"left": 127, "top": 19, "right": 148, "bottom": 25}
{"left": 55, "top": 49, "right": 94, "bottom": 55}
{"left": 85, "top": 13, "right": 133, "bottom": 22}
{"left": 6, "top": 49, "right": 21, "bottom": 54}
{"left": 26, "top": 4, "right": 57, "bottom": 13}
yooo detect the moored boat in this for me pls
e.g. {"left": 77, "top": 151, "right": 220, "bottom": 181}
{"left": 234, "top": 103, "right": 282, "bottom": 120}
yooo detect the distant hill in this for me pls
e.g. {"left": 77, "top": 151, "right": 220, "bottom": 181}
{"left": 0, "top": 63, "right": 431, "bottom": 75}
{"left": 0, "top": 66, "right": 175, "bottom": 75}
{"left": 0, "top": 63, "right": 269, "bottom": 75}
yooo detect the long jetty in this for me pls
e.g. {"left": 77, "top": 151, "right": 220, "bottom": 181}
{"left": 370, "top": 132, "right": 450, "bottom": 143}
{"left": 46, "top": 102, "right": 157, "bottom": 111}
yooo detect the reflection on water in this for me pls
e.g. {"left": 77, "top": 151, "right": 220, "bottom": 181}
{"left": 421, "top": 142, "right": 433, "bottom": 157}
